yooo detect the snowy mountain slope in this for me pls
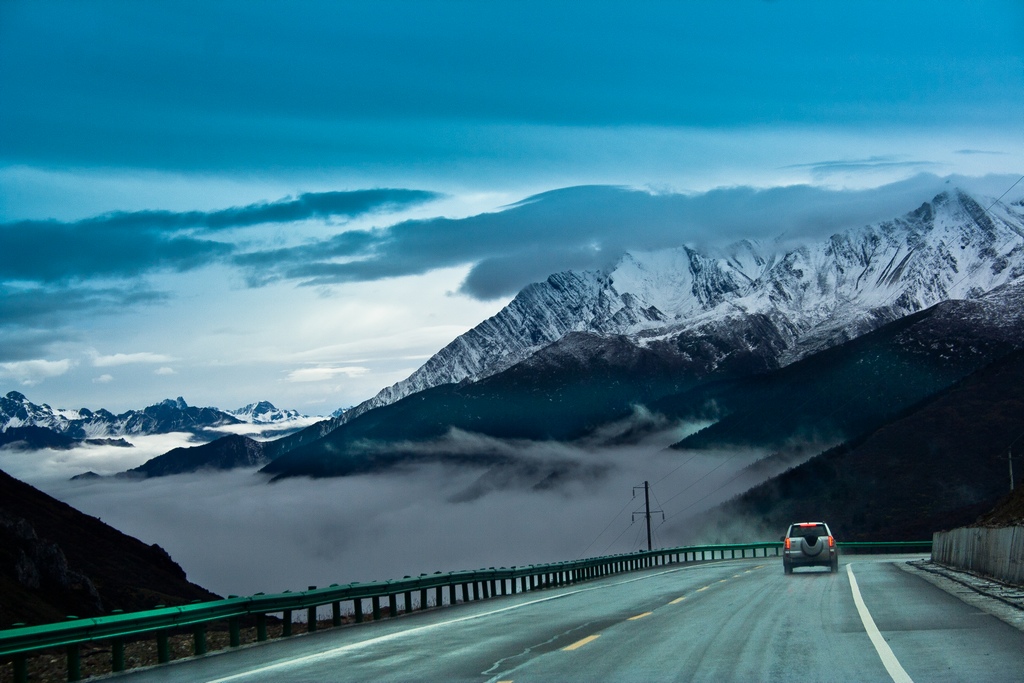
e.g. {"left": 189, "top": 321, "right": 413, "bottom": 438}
{"left": 347, "top": 190, "right": 1024, "bottom": 419}
{"left": 227, "top": 401, "right": 304, "bottom": 424}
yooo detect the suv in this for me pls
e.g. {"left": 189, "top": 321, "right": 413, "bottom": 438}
{"left": 782, "top": 522, "right": 838, "bottom": 574}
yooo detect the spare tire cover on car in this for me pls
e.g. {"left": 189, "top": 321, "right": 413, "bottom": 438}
{"left": 800, "top": 537, "right": 823, "bottom": 556}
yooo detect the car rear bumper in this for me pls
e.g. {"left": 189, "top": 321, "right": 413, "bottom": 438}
{"left": 784, "top": 550, "right": 837, "bottom": 567}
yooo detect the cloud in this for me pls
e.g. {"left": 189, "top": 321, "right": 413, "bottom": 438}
{"left": 285, "top": 366, "right": 371, "bottom": 383}
{"left": 0, "top": 358, "right": 75, "bottom": 385}
{"left": 6, "top": 415, "right": 781, "bottom": 597}
{"left": 782, "top": 156, "right": 936, "bottom": 180}
{"left": 90, "top": 351, "right": 176, "bottom": 367}
{"left": 0, "top": 189, "right": 439, "bottom": 285}
{"left": 155, "top": 367, "right": 176, "bottom": 376}
{"left": 955, "top": 149, "right": 1007, "bottom": 156}
{"left": 0, "top": 285, "right": 168, "bottom": 329}
{"left": 0, "top": 285, "right": 170, "bottom": 364}
{"left": 93, "top": 374, "right": 114, "bottom": 384}
{"left": 237, "top": 173, "right": 1014, "bottom": 300}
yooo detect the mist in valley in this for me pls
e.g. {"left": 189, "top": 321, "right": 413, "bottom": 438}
{"left": 0, "top": 416, "right": 819, "bottom": 599}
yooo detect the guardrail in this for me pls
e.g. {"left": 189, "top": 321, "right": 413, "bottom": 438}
{"left": 0, "top": 540, "right": 930, "bottom": 682}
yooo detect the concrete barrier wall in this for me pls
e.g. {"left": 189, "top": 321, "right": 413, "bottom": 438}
{"left": 932, "top": 526, "right": 1024, "bottom": 585}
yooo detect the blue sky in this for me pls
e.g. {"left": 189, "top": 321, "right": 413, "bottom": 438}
{"left": 1, "top": 0, "right": 1022, "bottom": 413}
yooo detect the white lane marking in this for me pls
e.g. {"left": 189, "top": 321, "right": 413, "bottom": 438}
{"left": 847, "top": 564, "right": 914, "bottom": 683}
{"left": 204, "top": 564, "right": 722, "bottom": 683}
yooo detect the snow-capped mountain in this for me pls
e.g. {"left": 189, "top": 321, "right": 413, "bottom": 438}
{"left": 228, "top": 401, "right": 304, "bottom": 424}
{"left": 349, "top": 189, "right": 1024, "bottom": 419}
{"left": 0, "top": 393, "right": 241, "bottom": 439}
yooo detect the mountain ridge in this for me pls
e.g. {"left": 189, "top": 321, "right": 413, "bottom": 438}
{"left": 344, "top": 189, "right": 1024, "bottom": 424}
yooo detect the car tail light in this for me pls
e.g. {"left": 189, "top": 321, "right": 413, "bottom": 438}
{"left": 828, "top": 536, "right": 835, "bottom": 548}
{"left": 784, "top": 537, "right": 791, "bottom": 550}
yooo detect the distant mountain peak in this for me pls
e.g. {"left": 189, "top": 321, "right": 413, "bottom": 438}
{"left": 227, "top": 401, "right": 305, "bottom": 424}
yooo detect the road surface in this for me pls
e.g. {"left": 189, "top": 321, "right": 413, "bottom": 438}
{"left": 114, "top": 555, "right": 1024, "bottom": 682}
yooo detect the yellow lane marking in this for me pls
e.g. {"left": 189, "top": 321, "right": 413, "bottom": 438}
{"left": 628, "top": 612, "right": 653, "bottom": 621}
{"left": 718, "top": 579, "right": 728, "bottom": 583}
{"left": 563, "top": 635, "right": 600, "bottom": 651}
{"left": 696, "top": 586, "right": 710, "bottom": 592}
{"left": 669, "top": 596, "right": 686, "bottom": 604}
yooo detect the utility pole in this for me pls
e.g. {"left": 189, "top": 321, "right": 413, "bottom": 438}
{"left": 1010, "top": 448, "right": 1015, "bottom": 492}
{"left": 632, "top": 481, "right": 664, "bottom": 551}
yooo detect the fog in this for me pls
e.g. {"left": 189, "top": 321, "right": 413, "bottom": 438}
{"left": 0, "top": 422, "right": 813, "bottom": 598}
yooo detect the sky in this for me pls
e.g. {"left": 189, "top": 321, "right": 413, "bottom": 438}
{"left": 1, "top": 0, "right": 1022, "bottom": 415}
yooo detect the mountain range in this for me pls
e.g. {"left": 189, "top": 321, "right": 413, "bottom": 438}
{"left": 0, "top": 393, "right": 312, "bottom": 448}
{"left": 21, "top": 186, "right": 1024, "bottom": 541}
{"left": 254, "top": 188, "right": 1024, "bottom": 480}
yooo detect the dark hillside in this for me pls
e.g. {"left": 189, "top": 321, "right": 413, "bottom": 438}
{"left": 711, "top": 349, "right": 1024, "bottom": 541}
{"left": 0, "top": 468, "right": 218, "bottom": 626}
{"left": 664, "top": 295, "right": 1024, "bottom": 452}
{"left": 261, "top": 330, "right": 773, "bottom": 479}
{"left": 124, "top": 434, "right": 268, "bottom": 478}
{"left": 975, "top": 486, "right": 1024, "bottom": 527}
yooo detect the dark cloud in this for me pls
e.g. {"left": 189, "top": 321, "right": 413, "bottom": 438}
{"left": 0, "top": 286, "right": 169, "bottom": 361}
{"left": 782, "top": 157, "right": 937, "bottom": 180}
{"left": 238, "top": 174, "right": 997, "bottom": 299}
{"left": 76, "top": 189, "right": 441, "bottom": 233}
{"left": 0, "top": 221, "right": 231, "bottom": 283}
{"left": 2, "top": 3, "right": 1020, "bottom": 173}
{"left": 0, "top": 190, "right": 439, "bottom": 284}
{"left": 0, "top": 286, "right": 167, "bottom": 328}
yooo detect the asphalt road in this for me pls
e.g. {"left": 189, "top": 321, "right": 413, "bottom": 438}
{"left": 114, "top": 555, "right": 1024, "bottom": 682}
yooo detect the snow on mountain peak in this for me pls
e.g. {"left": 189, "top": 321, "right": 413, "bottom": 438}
{"left": 343, "top": 188, "right": 1024, "bottom": 421}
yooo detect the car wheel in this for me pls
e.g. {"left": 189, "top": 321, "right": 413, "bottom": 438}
{"left": 830, "top": 557, "right": 838, "bottom": 573}
{"left": 784, "top": 561, "right": 793, "bottom": 575}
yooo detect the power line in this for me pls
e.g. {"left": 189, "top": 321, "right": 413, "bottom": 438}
{"left": 576, "top": 494, "right": 635, "bottom": 559}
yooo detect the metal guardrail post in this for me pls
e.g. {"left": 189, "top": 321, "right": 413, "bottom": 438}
{"left": 332, "top": 601, "right": 342, "bottom": 627}
{"left": 420, "top": 587, "right": 428, "bottom": 609}
{"left": 307, "top": 587, "right": 318, "bottom": 631}
{"left": 389, "top": 594, "right": 399, "bottom": 617}
{"left": 405, "top": 591, "right": 414, "bottom": 613}
{"left": 354, "top": 599, "right": 363, "bottom": 623}
{"left": 193, "top": 623, "right": 207, "bottom": 655}
{"left": 111, "top": 637, "right": 125, "bottom": 672}
{"left": 229, "top": 617, "right": 241, "bottom": 647}
{"left": 282, "top": 610, "right": 293, "bottom": 636}
{"left": 256, "top": 613, "right": 268, "bottom": 641}
{"left": 156, "top": 630, "right": 170, "bottom": 664}
{"left": 67, "top": 642, "right": 81, "bottom": 682}
{"left": 13, "top": 653, "right": 28, "bottom": 683}
{"left": 371, "top": 596, "right": 381, "bottom": 621}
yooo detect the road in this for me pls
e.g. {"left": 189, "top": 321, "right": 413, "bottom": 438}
{"left": 115, "top": 555, "right": 1024, "bottom": 682}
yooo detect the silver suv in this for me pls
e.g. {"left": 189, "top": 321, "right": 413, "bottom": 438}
{"left": 782, "top": 522, "right": 838, "bottom": 574}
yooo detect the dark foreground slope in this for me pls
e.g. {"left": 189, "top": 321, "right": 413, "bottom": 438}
{"left": 0, "top": 468, "right": 218, "bottom": 626}
{"left": 710, "top": 348, "right": 1024, "bottom": 541}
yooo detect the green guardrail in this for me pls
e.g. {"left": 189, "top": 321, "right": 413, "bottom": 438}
{"left": 0, "top": 540, "right": 930, "bottom": 682}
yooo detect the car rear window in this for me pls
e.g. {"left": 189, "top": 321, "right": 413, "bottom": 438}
{"left": 788, "top": 524, "right": 827, "bottom": 537}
